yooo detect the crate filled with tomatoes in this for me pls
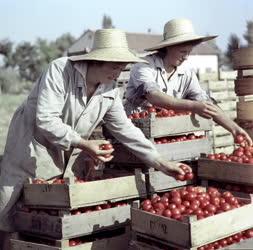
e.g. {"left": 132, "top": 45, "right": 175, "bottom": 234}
{"left": 131, "top": 186, "right": 253, "bottom": 249}
{"left": 15, "top": 200, "right": 132, "bottom": 239}
{"left": 23, "top": 168, "right": 146, "bottom": 209}
{"left": 111, "top": 132, "right": 212, "bottom": 165}
{"left": 128, "top": 107, "right": 212, "bottom": 139}
{"left": 198, "top": 134, "right": 253, "bottom": 186}
{"left": 11, "top": 226, "right": 130, "bottom": 250}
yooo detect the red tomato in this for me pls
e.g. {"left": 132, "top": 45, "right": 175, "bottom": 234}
{"left": 207, "top": 154, "right": 216, "bottom": 160}
{"left": 170, "top": 197, "right": 182, "bottom": 205}
{"left": 176, "top": 174, "right": 185, "bottom": 181}
{"left": 139, "top": 111, "right": 148, "bottom": 118}
{"left": 244, "top": 229, "right": 253, "bottom": 238}
{"left": 147, "top": 107, "right": 156, "bottom": 113}
{"left": 185, "top": 172, "right": 194, "bottom": 180}
{"left": 141, "top": 199, "right": 151, "bottom": 207}
{"left": 235, "top": 134, "right": 245, "bottom": 144}
{"left": 220, "top": 202, "right": 231, "bottom": 211}
{"left": 100, "top": 143, "right": 113, "bottom": 150}
{"left": 183, "top": 192, "right": 197, "bottom": 202}
{"left": 162, "top": 209, "right": 172, "bottom": 217}
{"left": 142, "top": 203, "right": 152, "bottom": 211}
{"left": 151, "top": 196, "right": 161, "bottom": 204}
{"left": 132, "top": 112, "right": 140, "bottom": 119}
{"left": 205, "top": 204, "right": 217, "bottom": 214}
{"left": 153, "top": 202, "right": 165, "bottom": 211}
{"left": 69, "top": 240, "right": 77, "bottom": 246}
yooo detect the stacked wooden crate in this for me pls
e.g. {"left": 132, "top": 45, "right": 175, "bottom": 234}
{"left": 106, "top": 111, "right": 213, "bottom": 193}
{"left": 206, "top": 79, "right": 237, "bottom": 154}
{"left": 10, "top": 170, "right": 147, "bottom": 250}
{"left": 233, "top": 47, "right": 253, "bottom": 140}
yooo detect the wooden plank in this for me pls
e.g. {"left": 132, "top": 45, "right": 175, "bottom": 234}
{"left": 212, "top": 134, "right": 234, "bottom": 148}
{"left": 23, "top": 173, "right": 146, "bottom": 209}
{"left": 198, "top": 158, "right": 253, "bottom": 186}
{"left": 132, "top": 114, "right": 212, "bottom": 138}
{"left": 219, "top": 71, "right": 237, "bottom": 80}
{"left": 208, "top": 80, "right": 235, "bottom": 91}
{"left": 210, "top": 91, "right": 236, "bottom": 102}
{"left": 131, "top": 208, "right": 190, "bottom": 248}
{"left": 10, "top": 231, "right": 130, "bottom": 250}
{"left": 111, "top": 138, "right": 212, "bottom": 164}
{"left": 213, "top": 145, "right": 235, "bottom": 154}
{"left": 148, "top": 169, "right": 196, "bottom": 192}
{"left": 131, "top": 194, "right": 253, "bottom": 248}
{"left": 14, "top": 205, "right": 131, "bottom": 239}
{"left": 212, "top": 126, "right": 231, "bottom": 137}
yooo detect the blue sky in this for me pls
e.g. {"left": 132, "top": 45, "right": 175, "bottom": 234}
{"left": 1, "top": 0, "right": 252, "bottom": 52}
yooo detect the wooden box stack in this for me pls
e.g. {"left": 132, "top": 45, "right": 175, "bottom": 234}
{"left": 233, "top": 47, "right": 253, "bottom": 139}
{"left": 10, "top": 170, "right": 146, "bottom": 250}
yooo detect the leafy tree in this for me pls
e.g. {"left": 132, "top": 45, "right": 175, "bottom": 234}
{"left": 243, "top": 20, "right": 253, "bottom": 47}
{"left": 12, "top": 42, "right": 42, "bottom": 82}
{"left": 225, "top": 33, "right": 240, "bottom": 67}
{"left": 102, "top": 14, "right": 114, "bottom": 28}
{"left": 0, "top": 39, "right": 15, "bottom": 68}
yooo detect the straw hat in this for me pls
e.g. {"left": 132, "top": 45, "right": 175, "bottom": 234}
{"left": 145, "top": 18, "right": 217, "bottom": 51}
{"left": 69, "top": 28, "right": 145, "bottom": 63}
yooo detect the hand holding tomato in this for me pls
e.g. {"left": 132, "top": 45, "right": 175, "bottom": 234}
{"left": 153, "top": 158, "right": 192, "bottom": 178}
{"left": 176, "top": 164, "right": 194, "bottom": 181}
{"left": 78, "top": 139, "right": 114, "bottom": 162}
{"left": 233, "top": 128, "right": 252, "bottom": 146}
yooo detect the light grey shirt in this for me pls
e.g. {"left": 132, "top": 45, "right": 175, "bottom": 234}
{"left": 124, "top": 53, "right": 210, "bottom": 114}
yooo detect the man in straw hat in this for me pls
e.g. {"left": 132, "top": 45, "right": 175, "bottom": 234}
{"left": 125, "top": 18, "right": 252, "bottom": 145}
{"left": 0, "top": 28, "right": 191, "bottom": 248}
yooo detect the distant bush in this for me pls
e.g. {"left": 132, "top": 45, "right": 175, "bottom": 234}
{"left": 0, "top": 68, "right": 33, "bottom": 94}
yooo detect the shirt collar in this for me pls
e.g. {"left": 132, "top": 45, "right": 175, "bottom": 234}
{"left": 73, "top": 61, "right": 88, "bottom": 88}
{"left": 152, "top": 53, "right": 185, "bottom": 75}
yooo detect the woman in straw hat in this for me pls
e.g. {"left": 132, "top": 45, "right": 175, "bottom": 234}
{"left": 0, "top": 28, "right": 191, "bottom": 248}
{"left": 125, "top": 18, "right": 252, "bottom": 145}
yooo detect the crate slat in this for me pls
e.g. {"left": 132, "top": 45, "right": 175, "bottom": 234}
{"left": 15, "top": 205, "right": 131, "bottom": 239}
{"left": 198, "top": 158, "right": 253, "bottom": 186}
{"left": 24, "top": 172, "right": 146, "bottom": 209}
{"left": 111, "top": 138, "right": 212, "bottom": 164}
{"left": 132, "top": 114, "right": 212, "bottom": 138}
{"left": 131, "top": 194, "right": 253, "bottom": 248}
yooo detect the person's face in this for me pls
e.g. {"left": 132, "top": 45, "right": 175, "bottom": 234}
{"left": 165, "top": 44, "right": 194, "bottom": 67}
{"left": 98, "top": 62, "right": 127, "bottom": 83}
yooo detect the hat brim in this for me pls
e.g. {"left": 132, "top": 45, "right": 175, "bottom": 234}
{"left": 69, "top": 48, "right": 146, "bottom": 63}
{"left": 145, "top": 34, "right": 218, "bottom": 51}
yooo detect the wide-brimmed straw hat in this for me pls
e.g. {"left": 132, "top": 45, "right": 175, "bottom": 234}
{"left": 69, "top": 28, "right": 145, "bottom": 63}
{"left": 145, "top": 18, "right": 217, "bottom": 51}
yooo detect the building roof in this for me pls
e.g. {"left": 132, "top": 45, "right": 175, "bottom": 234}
{"left": 67, "top": 29, "right": 221, "bottom": 56}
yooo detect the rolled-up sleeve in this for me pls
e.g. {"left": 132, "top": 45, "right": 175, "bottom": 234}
{"left": 36, "top": 60, "right": 81, "bottom": 150}
{"left": 104, "top": 89, "right": 160, "bottom": 165}
{"left": 126, "top": 63, "right": 160, "bottom": 100}
{"left": 184, "top": 71, "right": 211, "bottom": 101}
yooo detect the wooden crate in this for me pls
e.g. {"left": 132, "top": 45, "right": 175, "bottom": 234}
{"left": 23, "top": 170, "right": 146, "bottom": 209}
{"left": 148, "top": 168, "right": 196, "bottom": 193}
{"left": 132, "top": 113, "right": 212, "bottom": 138}
{"left": 14, "top": 205, "right": 131, "bottom": 239}
{"left": 10, "top": 229, "right": 130, "bottom": 250}
{"left": 111, "top": 137, "right": 212, "bottom": 164}
{"left": 131, "top": 194, "right": 253, "bottom": 249}
{"left": 198, "top": 157, "right": 253, "bottom": 186}
{"left": 132, "top": 232, "right": 253, "bottom": 250}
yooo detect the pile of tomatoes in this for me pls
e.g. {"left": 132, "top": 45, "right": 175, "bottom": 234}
{"left": 198, "top": 228, "right": 253, "bottom": 250}
{"left": 154, "top": 133, "right": 205, "bottom": 144}
{"left": 128, "top": 107, "right": 191, "bottom": 120}
{"left": 207, "top": 134, "right": 253, "bottom": 164}
{"left": 141, "top": 186, "right": 242, "bottom": 220}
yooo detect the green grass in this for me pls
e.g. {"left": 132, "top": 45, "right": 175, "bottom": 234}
{"left": 0, "top": 94, "right": 27, "bottom": 155}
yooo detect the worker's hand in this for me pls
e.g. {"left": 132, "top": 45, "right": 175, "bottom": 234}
{"left": 153, "top": 157, "right": 192, "bottom": 177}
{"left": 78, "top": 139, "right": 114, "bottom": 162}
{"left": 232, "top": 126, "right": 253, "bottom": 146}
{"left": 192, "top": 101, "right": 220, "bottom": 119}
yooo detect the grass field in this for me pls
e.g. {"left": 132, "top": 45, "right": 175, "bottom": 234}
{"left": 0, "top": 94, "right": 27, "bottom": 155}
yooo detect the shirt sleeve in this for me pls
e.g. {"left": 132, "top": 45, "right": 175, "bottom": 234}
{"left": 184, "top": 70, "right": 211, "bottom": 101}
{"left": 36, "top": 59, "right": 81, "bottom": 150}
{"left": 127, "top": 62, "right": 161, "bottom": 98}
{"left": 104, "top": 89, "right": 160, "bottom": 165}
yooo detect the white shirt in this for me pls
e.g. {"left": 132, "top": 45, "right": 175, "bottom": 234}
{"left": 124, "top": 53, "right": 210, "bottom": 114}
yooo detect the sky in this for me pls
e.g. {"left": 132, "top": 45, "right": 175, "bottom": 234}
{"left": 0, "top": 0, "right": 253, "bottom": 52}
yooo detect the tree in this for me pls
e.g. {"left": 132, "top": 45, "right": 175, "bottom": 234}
{"left": 12, "top": 42, "right": 42, "bottom": 82}
{"left": 225, "top": 33, "right": 240, "bottom": 67}
{"left": 102, "top": 14, "right": 114, "bottom": 28}
{"left": 0, "top": 39, "right": 15, "bottom": 68}
{"left": 243, "top": 20, "right": 253, "bottom": 47}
